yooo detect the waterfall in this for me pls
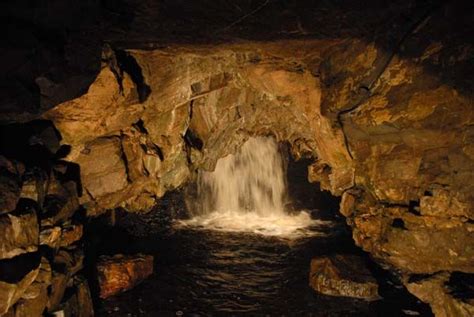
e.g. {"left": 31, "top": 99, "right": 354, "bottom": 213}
{"left": 179, "top": 136, "right": 322, "bottom": 237}
{"left": 198, "top": 136, "right": 286, "bottom": 217}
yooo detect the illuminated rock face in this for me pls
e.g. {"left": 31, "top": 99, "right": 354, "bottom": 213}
{"left": 44, "top": 42, "right": 353, "bottom": 215}
{"left": 43, "top": 20, "right": 474, "bottom": 312}
{"left": 2, "top": 0, "right": 473, "bottom": 314}
{"left": 97, "top": 254, "right": 154, "bottom": 299}
{"left": 309, "top": 255, "right": 379, "bottom": 300}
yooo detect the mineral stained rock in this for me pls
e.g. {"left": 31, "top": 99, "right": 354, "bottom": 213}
{"left": 0, "top": 208, "right": 39, "bottom": 260}
{"left": 405, "top": 273, "right": 474, "bottom": 317}
{"left": 309, "top": 255, "right": 379, "bottom": 301}
{"left": 97, "top": 254, "right": 154, "bottom": 299}
{"left": 0, "top": 253, "right": 41, "bottom": 315}
{"left": 2, "top": 0, "right": 473, "bottom": 314}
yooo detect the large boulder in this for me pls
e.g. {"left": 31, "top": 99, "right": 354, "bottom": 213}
{"left": 97, "top": 253, "right": 153, "bottom": 299}
{"left": 309, "top": 255, "right": 379, "bottom": 301}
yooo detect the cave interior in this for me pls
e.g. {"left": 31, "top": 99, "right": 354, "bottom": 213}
{"left": 1, "top": 0, "right": 474, "bottom": 316}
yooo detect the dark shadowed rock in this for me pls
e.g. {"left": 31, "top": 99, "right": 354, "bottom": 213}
{"left": 0, "top": 253, "right": 41, "bottom": 315}
{"left": 12, "top": 257, "right": 51, "bottom": 317}
{"left": 0, "top": 157, "right": 23, "bottom": 214}
{"left": 47, "top": 249, "right": 84, "bottom": 312}
{"left": 405, "top": 273, "right": 474, "bottom": 317}
{"left": 97, "top": 254, "right": 153, "bottom": 299}
{"left": 309, "top": 255, "right": 379, "bottom": 301}
{"left": 49, "top": 276, "right": 94, "bottom": 317}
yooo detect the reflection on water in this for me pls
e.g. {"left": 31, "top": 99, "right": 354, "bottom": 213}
{"left": 182, "top": 137, "right": 326, "bottom": 239}
{"left": 95, "top": 137, "right": 431, "bottom": 316}
{"left": 176, "top": 210, "right": 332, "bottom": 238}
{"left": 96, "top": 211, "right": 430, "bottom": 316}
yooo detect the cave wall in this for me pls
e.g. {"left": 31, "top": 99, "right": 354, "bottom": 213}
{"left": 43, "top": 41, "right": 353, "bottom": 215}
{"left": 2, "top": 0, "right": 473, "bottom": 315}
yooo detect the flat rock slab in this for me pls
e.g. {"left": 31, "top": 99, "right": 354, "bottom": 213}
{"left": 309, "top": 254, "right": 379, "bottom": 301}
{"left": 97, "top": 254, "right": 153, "bottom": 299}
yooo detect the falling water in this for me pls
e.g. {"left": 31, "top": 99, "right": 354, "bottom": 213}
{"left": 179, "top": 137, "right": 322, "bottom": 237}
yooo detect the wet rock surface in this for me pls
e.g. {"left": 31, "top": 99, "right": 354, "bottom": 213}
{"left": 309, "top": 255, "right": 379, "bottom": 300}
{"left": 405, "top": 273, "right": 474, "bottom": 317}
{"left": 0, "top": 131, "right": 92, "bottom": 315}
{"left": 97, "top": 254, "right": 154, "bottom": 299}
{"left": 1, "top": 0, "right": 473, "bottom": 315}
{"left": 0, "top": 206, "right": 39, "bottom": 260}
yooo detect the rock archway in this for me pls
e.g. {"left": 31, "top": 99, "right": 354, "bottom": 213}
{"left": 1, "top": 0, "right": 473, "bottom": 315}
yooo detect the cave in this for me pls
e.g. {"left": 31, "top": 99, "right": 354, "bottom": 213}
{"left": 1, "top": 1, "right": 474, "bottom": 316}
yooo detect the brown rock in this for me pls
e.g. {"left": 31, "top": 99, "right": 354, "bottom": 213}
{"left": 405, "top": 273, "right": 474, "bottom": 317}
{"left": 41, "top": 182, "right": 80, "bottom": 226}
{"left": 39, "top": 226, "right": 62, "bottom": 248}
{"left": 340, "top": 191, "right": 356, "bottom": 217}
{"left": 0, "top": 173, "right": 21, "bottom": 215}
{"left": 0, "top": 253, "right": 41, "bottom": 315}
{"left": 47, "top": 271, "right": 68, "bottom": 312}
{"left": 76, "top": 137, "right": 128, "bottom": 199}
{"left": 19, "top": 178, "right": 39, "bottom": 202}
{"left": 47, "top": 249, "right": 84, "bottom": 311}
{"left": 97, "top": 254, "right": 153, "bottom": 298}
{"left": 50, "top": 276, "right": 94, "bottom": 317}
{"left": 13, "top": 258, "right": 51, "bottom": 317}
{"left": 0, "top": 207, "right": 39, "bottom": 260}
{"left": 13, "top": 286, "right": 48, "bottom": 317}
{"left": 59, "top": 224, "right": 83, "bottom": 247}
{"left": 309, "top": 255, "right": 379, "bottom": 301}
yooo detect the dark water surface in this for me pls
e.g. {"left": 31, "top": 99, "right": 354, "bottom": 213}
{"left": 91, "top": 207, "right": 432, "bottom": 317}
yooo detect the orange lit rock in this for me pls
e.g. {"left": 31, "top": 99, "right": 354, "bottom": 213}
{"left": 59, "top": 224, "right": 83, "bottom": 247}
{"left": 309, "top": 255, "right": 379, "bottom": 301}
{"left": 405, "top": 273, "right": 474, "bottom": 317}
{"left": 97, "top": 254, "right": 153, "bottom": 299}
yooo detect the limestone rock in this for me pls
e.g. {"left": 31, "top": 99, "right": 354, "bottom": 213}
{"left": 59, "top": 224, "right": 83, "bottom": 247}
{"left": 13, "top": 257, "right": 51, "bottom": 317}
{"left": 13, "top": 286, "right": 48, "bottom": 317}
{"left": 0, "top": 169, "right": 22, "bottom": 215}
{"left": 0, "top": 253, "right": 41, "bottom": 315}
{"left": 75, "top": 137, "right": 128, "bottom": 200}
{"left": 39, "top": 227, "right": 62, "bottom": 248}
{"left": 41, "top": 192, "right": 79, "bottom": 227}
{"left": 47, "top": 249, "right": 84, "bottom": 312}
{"left": 19, "top": 178, "right": 39, "bottom": 202}
{"left": 97, "top": 253, "right": 153, "bottom": 299}
{"left": 405, "top": 273, "right": 474, "bottom": 317}
{"left": 0, "top": 206, "right": 39, "bottom": 260}
{"left": 309, "top": 255, "right": 379, "bottom": 300}
{"left": 50, "top": 276, "right": 94, "bottom": 317}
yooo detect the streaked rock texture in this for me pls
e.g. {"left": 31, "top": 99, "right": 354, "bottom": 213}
{"left": 0, "top": 253, "right": 41, "bottom": 315}
{"left": 309, "top": 255, "right": 379, "bottom": 300}
{"left": 44, "top": 42, "right": 352, "bottom": 215}
{"left": 0, "top": 139, "right": 91, "bottom": 315}
{"left": 2, "top": 0, "right": 474, "bottom": 314}
{"left": 0, "top": 207, "right": 39, "bottom": 260}
{"left": 97, "top": 254, "right": 154, "bottom": 299}
{"left": 405, "top": 273, "right": 474, "bottom": 317}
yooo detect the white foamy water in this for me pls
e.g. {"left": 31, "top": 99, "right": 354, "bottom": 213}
{"left": 178, "top": 137, "right": 328, "bottom": 238}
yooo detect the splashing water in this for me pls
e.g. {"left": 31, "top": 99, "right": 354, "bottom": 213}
{"left": 178, "top": 137, "right": 325, "bottom": 237}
